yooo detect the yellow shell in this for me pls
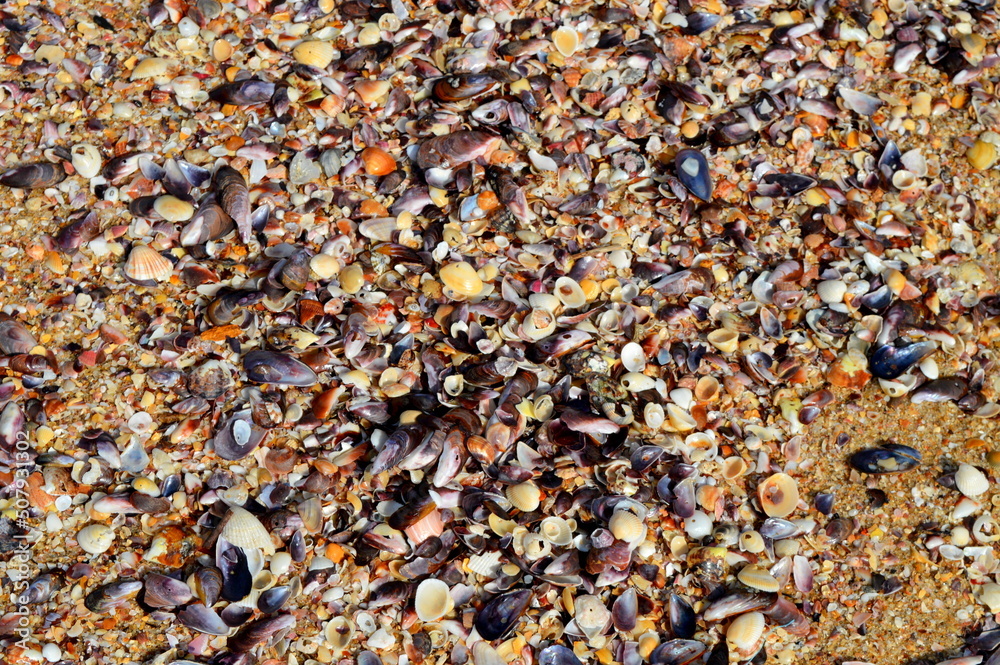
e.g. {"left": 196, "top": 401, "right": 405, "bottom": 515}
{"left": 707, "top": 328, "right": 739, "bottom": 354}
{"left": 608, "top": 509, "right": 646, "bottom": 544}
{"left": 124, "top": 244, "right": 173, "bottom": 284}
{"left": 131, "top": 57, "right": 173, "bottom": 81}
{"left": 506, "top": 481, "right": 542, "bottom": 512}
{"left": 956, "top": 463, "right": 989, "bottom": 497}
{"left": 739, "top": 530, "right": 765, "bottom": 553}
{"left": 737, "top": 565, "right": 780, "bottom": 592}
{"left": 552, "top": 26, "right": 579, "bottom": 57}
{"left": 414, "top": 578, "right": 454, "bottom": 622}
{"left": 758, "top": 472, "right": 799, "bottom": 517}
{"left": 539, "top": 516, "right": 574, "bottom": 547}
{"left": 522, "top": 533, "right": 552, "bottom": 560}
{"left": 355, "top": 79, "right": 391, "bottom": 105}
{"left": 554, "top": 276, "right": 587, "bottom": 308}
{"left": 694, "top": 375, "right": 721, "bottom": 402}
{"left": 727, "top": 611, "right": 765, "bottom": 657}
{"left": 293, "top": 40, "right": 335, "bottom": 69}
{"left": 721, "top": 457, "right": 748, "bottom": 480}
{"left": 221, "top": 506, "right": 276, "bottom": 554}
{"left": 153, "top": 195, "right": 194, "bottom": 222}
{"left": 339, "top": 263, "right": 365, "bottom": 294}
{"left": 440, "top": 261, "right": 483, "bottom": 297}
{"left": 360, "top": 147, "right": 397, "bottom": 176}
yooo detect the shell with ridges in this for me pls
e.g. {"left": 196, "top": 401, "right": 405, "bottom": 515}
{"left": 539, "top": 516, "right": 575, "bottom": 547}
{"left": 758, "top": 472, "right": 799, "bottom": 518}
{"left": 414, "top": 578, "right": 454, "bottom": 622}
{"left": 221, "top": 506, "right": 275, "bottom": 555}
{"left": 293, "top": 40, "right": 335, "bottom": 69}
{"left": 608, "top": 509, "right": 646, "bottom": 544}
{"left": 727, "top": 611, "right": 766, "bottom": 658}
{"left": 956, "top": 463, "right": 989, "bottom": 497}
{"left": 124, "top": 244, "right": 173, "bottom": 285}
{"left": 506, "top": 481, "right": 542, "bottom": 512}
{"left": 737, "top": 565, "right": 780, "bottom": 592}
{"left": 468, "top": 550, "right": 503, "bottom": 577}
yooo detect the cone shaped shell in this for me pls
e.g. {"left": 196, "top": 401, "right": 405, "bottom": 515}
{"left": 956, "top": 463, "right": 989, "bottom": 497}
{"left": 758, "top": 472, "right": 799, "bottom": 517}
{"left": 737, "top": 565, "right": 780, "bottom": 592}
{"left": 221, "top": 506, "right": 275, "bottom": 554}
{"left": 415, "top": 578, "right": 453, "bottom": 622}
{"left": 506, "top": 481, "right": 542, "bottom": 512}
{"left": 125, "top": 244, "right": 173, "bottom": 284}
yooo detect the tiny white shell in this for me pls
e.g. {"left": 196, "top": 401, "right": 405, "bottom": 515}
{"left": 620, "top": 342, "right": 646, "bottom": 373}
{"left": 71, "top": 144, "right": 101, "bottom": 179}
{"left": 955, "top": 463, "right": 989, "bottom": 497}
{"left": 643, "top": 403, "right": 665, "bottom": 430}
{"left": 78, "top": 524, "right": 115, "bottom": 554}
{"left": 221, "top": 506, "right": 276, "bottom": 554}
{"left": 539, "top": 516, "right": 575, "bottom": 547}
{"left": 414, "top": 578, "right": 454, "bottom": 622}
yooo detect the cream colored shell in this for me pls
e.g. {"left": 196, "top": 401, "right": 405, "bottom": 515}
{"left": 608, "top": 509, "right": 646, "bottom": 544}
{"left": 737, "top": 565, "right": 780, "bottom": 592}
{"left": 221, "top": 506, "right": 276, "bottom": 554}
{"left": 293, "top": 40, "right": 335, "bottom": 69}
{"left": 539, "top": 516, "right": 575, "bottom": 547}
{"left": 414, "top": 578, "right": 454, "bottom": 622}
{"left": 125, "top": 244, "right": 173, "bottom": 283}
{"left": 78, "top": 524, "right": 115, "bottom": 554}
{"left": 506, "top": 481, "right": 542, "bottom": 512}
{"left": 554, "top": 276, "right": 587, "bottom": 308}
{"left": 956, "top": 463, "right": 989, "bottom": 497}
{"left": 758, "top": 472, "right": 799, "bottom": 518}
{"left": 727, "top": 611, "right": 765, "bottom": 656}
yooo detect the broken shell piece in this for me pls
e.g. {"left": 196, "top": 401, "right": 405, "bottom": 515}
{"left": 574, "top": 594, "right": 611, "bottom": 643}
{"left": 539, "top": 517, "right": 575, "bottom": 547}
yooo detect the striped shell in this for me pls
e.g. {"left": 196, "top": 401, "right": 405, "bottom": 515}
{"left": 956, "top": 463, "right": 989, "bottom": 497}
{"left": 221, "top": 506, "right": 275, "bottom": 554}
{"left": 727, "top": 611, "right": 766, "bottom": 658}
{"left": 737, "top": 565, "right": 780, "bottom": 592}
{"left": 758, "top": 472, "right": 799, "bottom": 517}
{"left": 539, "top": 516, "right": 574, "bottom": 547}
{"left": 414, "top": 578, "right": 453, "bottom": 622}
{"left": 506, "top": 481, "right": 542, "bottom": 512}
{"left": 468, "top": 550, "right": 503, "bottom": 577}
{"left": 124, "top": 244, "right": 173, "bottom": 285}
{"left": 608, "top": 509, "right": 646, "bottom": 544}
{"left": 293, "top": 40, "right": 335, "bottom": 69}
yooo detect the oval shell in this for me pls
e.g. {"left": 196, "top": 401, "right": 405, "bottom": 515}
{"left": 739, "top": 530, "right": 765, "bottom": 553}
{"left": 737, "top": 565, "right": 780, "bottom": 592}
{"left": 552, "top": 26, "right": 579, "bottom": 57}
{"left": 758, "top": 472, "right": 799, "bottom": 518}
{"left": 221, "top": 506, "right": 276, "bottom": 555}
{"left": 554, "top": 276, "right": 587, "bottom": 308}
{"left": 361, "top": 147, "right": 397, "bottom": 176}
{"left": 414, "top": 578, "right": 453, "bottom": 622}
{"left": 293, "top": 40, "right": 335, "bottom": 69}
{"left": 506, "top": 481, "right": 542, "bottom": 512}
{"left": 621, "top": 372, "right": 655, "bottom": 392}
{"left": 71, "top": 144, "right": 101, "bottom": 179}
{"left": 440, "top": 262, "right": 483, "bottom": 297}
{"left": 78, "top": 524, "right": 115, "bottom": 554}
{"left": 325, "top": 616, "right": 354, "bottom": 650}
{"left": 721, "top": 457, "right": 748, "bottom": 480}
{"left": 620, "top": 342, "right": 646, "bottom": 373}
{"left": 539, "top": 516, "right": 574, "bottom": 547}
{"left": 355, "top": 79, "right": 391, "bottom": 105}
{"left": 727, "top": 611, "right": 765, "bottom": 657}
{"left": 956, "top": 463, "right": 989, "bottom": 497}
{"left": 608, "top": 509, "right": 646, "bottom": 544}
{"left": 153, "top": 195, "right": 195, "bottom": 222}
{"left": 124, "top": 244, "right": 173, "bottom": 284}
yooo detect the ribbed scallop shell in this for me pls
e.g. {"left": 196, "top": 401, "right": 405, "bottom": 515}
{"left": 468, "top": 550, "right": 503, "bottom": 577}
{"left": 956, "top": 463, "right": 989, "bottom": 497}
{"left": 727, "top": 611, "right": 765, "bottom": 657}
{"left": 414, "top": 578, "right": 453, "bottom": 622}
{"left": 554, "top": 276, "right": 587, "bottom": 308}
{"left": 221, "top": 506, "right": 275, "bottom": 554}
{"left": 608, "top": 509, "right": 645, "bottom": 544}
{"left": 506, "top": 481, "right": 542, "bottom": 512}
{"left": 539, "top": 517, "right": 574, "bottom": 547}
{"left": 293, "top": 40, "right": 335, "bottom": 69}
{"left": 758, "top": 472, "right": 799, "bottom": 518}
{"left": 737, "top": 565, "right": 780, "bottom": 592}
{"left": 124, "top": 244, "right": 173, "bottom": 284}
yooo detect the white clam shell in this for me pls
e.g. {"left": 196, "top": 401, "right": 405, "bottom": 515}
{"left": 554, "top": 276, "right": 587, "bottom": 308}
{"left": 956, "top": 463, "right": 989, "bottom": 497}
{"left": 71, "top": 144, "right": 102, "bottom": 179}
{"left": 621, "top": 372, "right": 655, "bottom": 392}
{"left": 539, "top": 516, "right": 575, "bottom": 547}
{"left": 727, "top": 611, "right": 765, "bottom": 656}
{"left": 414, "top": 578, "right": 454, "bottom": 622}
{"left": 620, "top": 342, "right": 646, "bottom": 372}
{"left": 609, "top": 509, "right": 646, "bottom": 544}
{"left": 221, "top": 506, "right": 276, "bottom": 554}
{"left": 78, "top": 524, "right": 115, "bottom": 554}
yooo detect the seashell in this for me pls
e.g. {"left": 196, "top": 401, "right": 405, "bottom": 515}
{"left": 124, "top": 244, "right": 173, "bottom": 285}
{"left": 522, "top": 308, "right": 556, "bottom": 340}
{"left": 506, "top": 481, "right": 542, "bottom": 512}
{"left": 131, "top": 57, "right": 173, "bottom": 81}
{"left": 956, "top": 463, "right": 989, "bottom": 497}
{"left": 221, "top": 506, "right": 276, "bottom": 555}
{"left": 468, "top": 550, "right": 503, "bottom": 577}
{"left": 1, "top": 162, "right": 66, "bottom": 189}
{"left": 475, "top": 589, "right": 532, "bottom": 640}
{"left": 243, "top": 350, "right": 318, "bottom": 387}
{"left": 191, "top": 567, "right": 223, "bottom": 606}
{"left": 674, "top": 148, "right": 712, "bottom": 200}
{"left": 416, "top": 131, "right": 502, "bottom": 171}
{"left": 361, "top": 147, "right": 396, "bottom": 176}
{"left": 850, "top": 443, "right": 921, "bottom": 474}
{"left": 84, "top": 580, "right": 142, "bottom": 613}
{"left": 643, "top": 403, "right": 665, "bottom": 430}
{"left": 620, "top": 342, "right": 646, "bottom": 373}
{"left": 258, "top": 585, "right": 292, "bottom": 614}
{"left": 552, "top": 26, "right": 580, "bottom": 57}
{"left": 77, "top": 524, "right": 115, "bottom": 554}
{"left": 414, "top": 579, "right": 454, "bottom": 622}
{"left": 178, "top": 603, "right": 231, "bottom": 635}
{"left": 621, "top": 372, "right": 655, "bottom": 392}
{"left": 707, "top": 329, "right": 739, "bottom": 354}
{"left": 539, "top": 517, "right": 575, "bottom": 547}
{"left": 433, "top": 73, "right": 498, "bottom": 102}
{"left": 229, "top": 613, "right": 295, "bottom": 653}
{"left": 727, "top": 611, "right": 766, "bottom": 659}
{"left": 737, "top": 565, "right": 780, "bottom": 592}
{"left": 143, "top": 573, "right": 194, "bottom": 608}
{"left": 539, "top": 645, "right": 583, "bottom": 665}
{"left": 0, "top": 320, "right": 38, "bottom": 355}
{"left": 522, "top": 533, "right": 552, "bottom": 560}
{"left": 611, "top": 587, "right": 638, "bottom": 632}
{"left": 440, "top": 261, "right": 483, "bottom": 297}
{"left": 608, "top": 509, "right": 646, "bottom": 544}
{"left": 574, "top": 594, "right": 611, "bottom": 642}
{"left": 325, "top": 616, "right": 354, "bottom": 651}
{"left": 669, "top": 594, "right": 697, "bottom": 639}
{"left": 214, "top": 166, "right": 251, "bottom": 243}
{"left": 721, "top": 457, "right": 748, "bottom": 480}
{"left": 758, "top": 472, "right": 799, "bottom": 517}
{"left": 554, "top": 276, "right": 587, "bottom": 308}
{"left": 293, "top": 40, "right": 335, "bottom": 68}
{"left": 209, "top": 78, "right": 275, "bottom": 106}
{"left": 355, "top": 79, "right": 391, "bottom": 105}
{"left": 153, "top": 194, "right": 195, "bottom": 222}
{"left": 739, "top": 530, "right": 765, "bottom": 553}
{"left": 70, "top": 144, "right": 102, "bottom": 179}
{"left": 665, "top": 404, "right": 696, "bottom": 432}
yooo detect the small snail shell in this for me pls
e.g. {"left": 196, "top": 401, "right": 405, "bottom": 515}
{"left": 739, "top": 530, "right": 765, "bottom": 553}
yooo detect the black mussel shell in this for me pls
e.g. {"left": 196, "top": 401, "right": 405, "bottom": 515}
{"left": 538, "top": 646, "right": 583, "bottom": 665}
{"left": 209, "top": 79, "right": 276, "bottom": 106}
{"left": 649, "top": 639, "right": 706, "bottom": 665}
{"left": 143, "top": 573, "right": 193, "bottom": 608}
{"left": 0, "top": 162, "right": 66, "bottom": 189}
{"left": 909, "top": 378, "right": 967, "bottom": 404}
{"left": 850, "top": 443, "right": 921, "bottom": 474}
{"left": 674, "top": 149, "right": 712, "bottom": 201}
{"left": 474, "top": 588, "right": 532, "bottom": 640}
{"left": 669, "top": 593, "right": 696, "bottom": 639}
{"left": 814, "top": 492, "right": 835, "bottom": 515}
{"left": 869, "top": 341, "right": 935, "bottom": 380}
{"left": 612, "top": 587, "right": 638, "bottom": 631}
{"left": 258, "top": 585, "right": 292, "bottom": 613}
{"left": 84, "top": 580, "right": 142, "bottom": 613}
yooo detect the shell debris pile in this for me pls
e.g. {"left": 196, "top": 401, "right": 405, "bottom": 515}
{"left": 2, "top": 0, "right": 1000, "bottom": 664}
